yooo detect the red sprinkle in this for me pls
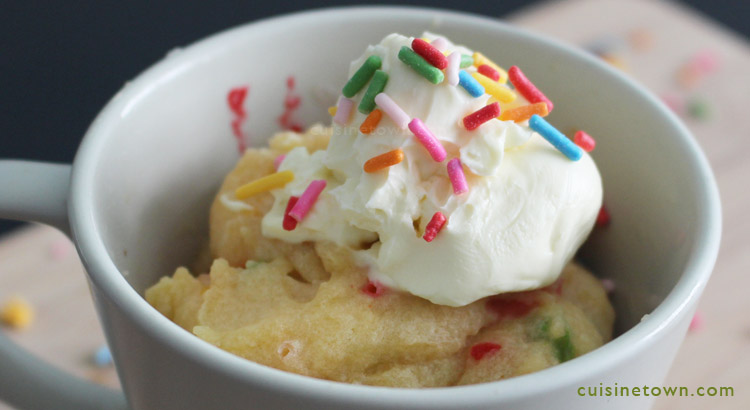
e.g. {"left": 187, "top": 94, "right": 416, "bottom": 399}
{"left": 477, "top": 64, "right": 500, "bottom": 81}
{"left": 508, "top": 66, "right": 554, "bottom": 112}
{"left": 278, "top": 75, "right": 303, "bottom": 132}
{"left": 574, "top": 130, "right": 596, "bottom": 152}
{"left": 470, "top": 342, "right": 502, "bottom": 360}
{"left": 463, "top": 102, "right": 501, "bottom": 131}
{"left": 228, "top": 86, "right": 250, "bottom": 153}
{"left": 486, "top": 297, "right": 539, "bottom": 320}
{"left": 423, "top": 212, "right": 447, "bottom": 242}
{"left": 596, "top": 205, "right": 611, "bottom": 227}
{"left": 282, "top": 196, "right": 300, "bottom": 231}
{"left": 361, "top": 280, "right": 387, "bottom": 297}
{"left": 411, "top": 38, "right": 448, "bottom": 70}
{"left": 689, "top": 311, "right": 704, "bottom": 332}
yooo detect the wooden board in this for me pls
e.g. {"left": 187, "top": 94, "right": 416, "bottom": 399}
{"left": 1, "top": 0, "right": 747, "bottom": 408}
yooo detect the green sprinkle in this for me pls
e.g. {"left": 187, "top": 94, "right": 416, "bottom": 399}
{"left": 398, "top": 46, "right": 444, "bottom": 84}
{"left": 358, "top": 70, "right": 388, "bottom": 114}
{"left": 460, "top": 54, "right": 474, "bottom": 68}
{"left": 342, "top": 55, "right": 382, "bottom": 98}
{"left": 552, "top": 330, "right": 575, "bottom": 363}
{"left": 687, "top": 98, "right": 711, "bottom": 121}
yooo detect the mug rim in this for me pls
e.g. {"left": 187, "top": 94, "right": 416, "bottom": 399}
{"left": 69, "top": 5, "right": 722, "bottom": 406}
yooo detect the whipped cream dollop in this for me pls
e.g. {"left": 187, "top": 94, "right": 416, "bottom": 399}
{"left": 261, "top": 33, "right": 602, "bottom": 306}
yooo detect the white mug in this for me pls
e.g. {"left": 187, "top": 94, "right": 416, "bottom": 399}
{"left": 0, "top": 7, "right": 721, "bottom": 410}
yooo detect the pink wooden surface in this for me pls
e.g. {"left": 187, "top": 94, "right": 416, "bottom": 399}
{"left": 1, "top": 0, "right": 747, "bottom": 408}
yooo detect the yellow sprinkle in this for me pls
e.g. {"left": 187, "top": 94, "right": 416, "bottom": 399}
{"left": 472, "top": 52, "right": 508, "bottom": 83}
{"left": 235, "top": 170, "right": 294, "bottom": 199}
{"left": 420, "top": 37, "right": 430, "bottom": 42}
{"left": 328, "top": 106, "right": 337, "bottom": 116}
{"left": 470, "top": 72, "right": 516, "bottom": 103}
{"left": 1, "top": 296, "right": 34, "bottom": 330}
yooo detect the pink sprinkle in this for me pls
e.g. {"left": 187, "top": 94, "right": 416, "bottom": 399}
{"left": 661, "top": 93, "right": 685, "bottom": 115}
{"left": 408, "top": 118, "right": 447, "bottom": 162}
{"left": 430, "top": 37, "right": 449, "bottom": 52}
{"left": 574, "top": 131, "right": 596, "bottom": 152}
{"left": 227, "top": 86, "right": 250, "bottom": 153}
{"left": 447, "top": 158, "right": 468, "bottom": 195}
{"left": 282, "top": 196, "right": 299, "bottom": 231}
{"left": 374, "top": 93, "right": 410, "bottom": 129}
{"left": 470, "top": 342, "right": 502, "bottom": 360}
{"left": 333, "top": 97, "right": 354, "bottom": 125}
{"left": 600, "top": 278, "right": 616, "bottom": 294}
{"left": 446, "top": 52, "right": 461, "bottom": 86}
{"left": 278, "top": 75, "right": 303, "bottom": 132}
{"left": 289, "top": 180, "right": 326, "bottom": 222}
{"left": 423, "top": 211, "right": 447, "bottom": 242}
{"left": 508, "top": 66, "right": 554, "bottom": 112}
{"left": 361, "top": 280, "right": 387, "bottom": 297}
{"left": 689, "top": 49, "right": 720, "bottom": 74}
{"left": 689, "top": 311, "right": 704, "bottom": 332}
{"left": 273, "top": 154, "right": 286, "bottom": 171}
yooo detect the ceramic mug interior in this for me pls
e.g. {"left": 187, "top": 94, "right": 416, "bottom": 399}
{"left": 69, "top": 6, "right": 720, "bottom": 406}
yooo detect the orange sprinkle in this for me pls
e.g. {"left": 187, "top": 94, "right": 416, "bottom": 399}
{"left": 499, "top": 102, "right": 549, "bottom": 123}
{"left": 364, "top": 149, "right": 404, "bottom": 173}
{"left": 359, "top": 109, "right": 383, "bottom": 134}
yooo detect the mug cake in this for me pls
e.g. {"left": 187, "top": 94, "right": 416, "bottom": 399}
{"left": 146, "top": 33, "right": 614, "bottom": 387}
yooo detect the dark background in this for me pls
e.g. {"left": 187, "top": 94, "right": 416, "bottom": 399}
{"left": 1, "top": 0, "right": 748, "bottom": 235}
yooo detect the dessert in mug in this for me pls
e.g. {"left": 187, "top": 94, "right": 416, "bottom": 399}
{"left": 146, "top": 33, "right": 614, "bottom": 387}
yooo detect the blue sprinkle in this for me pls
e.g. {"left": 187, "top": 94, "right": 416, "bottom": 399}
{"left": 528, "top": 115, "right": 583, "bottom": 161}
{"left": 458, "top": 70, "right": 484, "bottom": 97}
{"left": 93, "top": 345, "right": 113, "bottom": 367}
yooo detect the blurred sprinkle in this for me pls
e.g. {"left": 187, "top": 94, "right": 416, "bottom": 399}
{"left": 93, "top": 345, "right": 113, "bottom": 367}
{"left": 689, "top": 311, "right": 704, "bottom": 333}
{"left": 628, "top": 28, "right": 654, "bottom": 51}
{"left": 601, "top": 278, "right": 616, "bottom": 294}
{"left": 49, "top": 238, "right": 73, "bottom": 260}
{"left": 687, "top": 97, "right": 711, "bottom": 121}
{"left": 0, "top": 296, "right": 34, "bottom": 330}
{"left": 661, "top": 93, "right": 686, "bottom": 115}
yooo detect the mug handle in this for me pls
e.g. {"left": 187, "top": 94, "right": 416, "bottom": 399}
{"left": 0, "top": 160, "right": 128, "bottom": 410}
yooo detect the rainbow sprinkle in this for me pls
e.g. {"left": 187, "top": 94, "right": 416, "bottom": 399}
{"left": 333, "top": 97, "right": 355, "bottom": 125}
{"left": 508, "top": 66, "right": 554, "bottom": 111}
{"left": 375, "top": 93, "right": 410, "bottom": 129}
{"left": 358, "top": 70, "right": 389, "bottom": 114}
{"left": 477, "top": 64, "right": 500, "bottom": 82}
{"left": 447, "top": 158, "right": 468, "bottom": 195}
{"left": 463, "top": 102, "right": 500, "bottom": 131}
{"left": 398, "top": 46, "right": 444, "bottom": 84}
{"left": 360, "top": 109, "right": 383, "bottom": 134}
{"left": 499, "top": 102, "right": 549, "bottom": 123}
{"left": 423, "top": 211, "right": 447, "bottom": 242}
{"left": 472, "top": 52, "right": 508, "bottom": 83}
{"left": 282, "top": 196, "right": 299, "bottom": 231}
{"left": 458, "top": 70, "right": 484, "bottom": 98}
{"left": 471, "top": 72, "right": 516, "bottom": 103}
{"left": 446, "top": 52, "right": 461, "bottom": 86}
{"left": 528, "top": 115, "right": 582, "bottom": 161}
{"left": 289, "top": 180, "right": 327, "bottom": 222}
{"left": 412, "top": 38, "right": 449, "bottom": 70}
{"left": 364, "top": 149, "right": 405, "bottom": 173}
{"left": 408, "top": 118, "right": 447, "bottom": 162}
{"left": 235, "top": 170, "right": 294, "bottom": 199}
{"left": 342, "top": 55, "right": 382, "bottom": 98}
{"left": 574, "top": 131, "right": 596, "bottom": 152}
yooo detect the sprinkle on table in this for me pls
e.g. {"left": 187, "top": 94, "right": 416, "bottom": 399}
{"left": 375, "top": 93, "right": 411, "bottom": 130}
{"left": 458, "top": 70, "right": 485, "bottom": 98}
{"left": 470, "top": 342, "right": 502, "bottom": 361}
{"left": 333, "top": 97, "right": 355, "bottom": 125}
{"left": 573, "top": 131, "right": 596, "bottom": 152}
{"left": 411, "top": 38, "right": 449, "bottom": 70}
{"left": 499, "top": 102, "right": 549, "bottom": 123}
{"left": 358, "top": 70, "right": 389, "bottom": 114}
{"left": 398, "top": 46, "right": 444, "bottom": 84}
{"left": 528, "top": 115, "right": 582, "bottom": 161}
{"left": 235, "top": 170, "right": 295, "bottom": 200}
{"left": 423, "top": 211, "right": 447, "bottom": 242}
{"left": 459, "top": 54, "right": 474, "bottom": 68}
{"left": 477, "top": 64, "right": 500, "bottom": 82}
{"left": 0, "top": 296, "right": 34, "bottom": 330}
{"left": 463, "top": 102, "right": 501, "bottom": 131}
{"left": 364, "top": 149, "right": 405, "bottom": 173}
{"left": 360, "top": 109, "right": 383, "bottom": 134}
{"left": 508, "top": 66, "right": 554, "bottom": 112}
{"left": 408, "top": 118, "right": 447, "bottom": 162}
{"left": 470, "top": 72, "right": 516, "bottom": 103}
{"left": 446, "top": 52, "right": 461, "bottom": 86}
{"left": 472, "top": 52, "right": 508, "bottom": 83}
{"left": 447, "top": 158, "right": 468, "bottom": 195}
{"left": 342, "top": 55, "right": 382, "bottom": 98}
{"left": 282, "top": 196, "right": 300, "bottom": 231}
{"left": 289, "top": 180, "right": 327, "bottom": 222}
